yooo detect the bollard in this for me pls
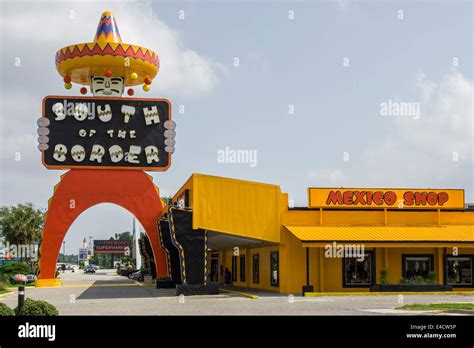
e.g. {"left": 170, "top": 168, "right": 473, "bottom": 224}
{"left": 18, "top": 286, "right": 25, "bottom": 312}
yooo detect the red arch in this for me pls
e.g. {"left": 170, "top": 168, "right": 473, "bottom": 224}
{"left": 38, "top": 169, "right": 167, "bottom": 281}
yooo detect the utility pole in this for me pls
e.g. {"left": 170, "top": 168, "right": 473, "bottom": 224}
{"left": 62, "top": 241, "right": 66, "bottom": 262}
{"left": 133, "top": 217, "right": 141, "bottom": 270}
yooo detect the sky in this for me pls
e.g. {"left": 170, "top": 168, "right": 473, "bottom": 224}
{"left": 0, "top": 0, "right": 472, "bottom": 254}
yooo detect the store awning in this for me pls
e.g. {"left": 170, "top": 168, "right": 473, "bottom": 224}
{"left": 284, "top": 225, "right": 474, "bottom": 247}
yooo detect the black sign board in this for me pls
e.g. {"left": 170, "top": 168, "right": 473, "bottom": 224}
{"left": 41, "top": 96, "right": 172, "bottom": 171}
{"left": 93, "top": 240, "right": 132, "bottom": 254}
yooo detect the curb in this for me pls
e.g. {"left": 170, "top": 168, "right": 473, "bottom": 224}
{"left": 444, "top": 309, "right": 474, "bottom": 315}
{"left": 220, "top": 288, "right": 258, "bottom": 299}
{"left": 0, "top": 291, "right": 13, "bottom": 298}
{"left": 305, "top": 291, "right": 474, "bottom": 297}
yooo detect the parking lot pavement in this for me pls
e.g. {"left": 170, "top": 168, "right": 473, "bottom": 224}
{"left": 1, "top": 271, "right": 473, "bottom": 315}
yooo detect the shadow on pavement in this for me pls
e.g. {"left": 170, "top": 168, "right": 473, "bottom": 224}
{"left": 77, "top": 280, "right": 177, "bottom": 300}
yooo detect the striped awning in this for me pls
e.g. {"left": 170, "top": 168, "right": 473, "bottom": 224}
{"left": 285, "top": 225, "right": 474, "bottom": 244}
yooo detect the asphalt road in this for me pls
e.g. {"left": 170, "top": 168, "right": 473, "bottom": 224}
{"left": 1, "top": 270, "right": 473, "bottom": 315}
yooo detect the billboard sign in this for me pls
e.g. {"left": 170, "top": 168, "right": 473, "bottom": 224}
{"left": 308, "top": 188, "right": 465, "bottom": 210}
{"left": 41, "top": 96, "right": 173, "bottom": 171}
{"left": 93, "top": 240, "right": 132, "bottom": 254}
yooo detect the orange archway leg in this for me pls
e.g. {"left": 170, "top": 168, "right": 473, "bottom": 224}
{"left": 37, "top": 169, "right": 167, "bottom": 286}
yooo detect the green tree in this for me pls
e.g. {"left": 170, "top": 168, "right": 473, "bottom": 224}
{"left": 161, "top": 196, "right": 173, "bottom": 206}
{"left": 114, "top": 231, "right": 132, "bottom": 241}
{"left": 0, "top": 203, "right": 44, "bottom": 255}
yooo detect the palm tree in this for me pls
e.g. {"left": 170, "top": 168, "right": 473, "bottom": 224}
{"left": 0, "top": 203, "right": 45, "bottom": 260}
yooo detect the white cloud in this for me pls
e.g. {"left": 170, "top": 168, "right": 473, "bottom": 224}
{"left": 398, "top": 69, "right": 473, "bottom": 161}
{"left": 0, "top": 0, "right": 223, "bottom": 250}
{"left": 361, "top": 69, "right": 473, "bottom": 197}
{"left": 1, "top": 0, "right": 222, "bottom": 99}
{"left": 307, "top": 70, "right": 473, "bottom": 199}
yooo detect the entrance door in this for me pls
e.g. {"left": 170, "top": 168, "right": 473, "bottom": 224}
{"left": 210, "top": 252, "right": 220, "bottom": 283}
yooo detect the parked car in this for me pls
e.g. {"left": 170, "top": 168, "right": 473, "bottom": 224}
{"left": 84, "top": 265, "right": 96, "bottom": 273}
{"left": 89, "top": 264, "right": 100, "bottom": 270}
{"left": 64, "top": 264, "right": 79, "bottom": 272}
{"left": 26, "top": 274, "right": 37, "bottom": 283}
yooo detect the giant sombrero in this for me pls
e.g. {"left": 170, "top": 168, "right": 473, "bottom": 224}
{"left": 55, "top": 11, "right": 159, "bottom": 94}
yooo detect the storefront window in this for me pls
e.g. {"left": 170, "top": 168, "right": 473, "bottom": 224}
{"left": 343, "top": 252, "right": 373, "bottom": 287}
{"left": 239, "top": 255, "right": 246, "bottom": 282}
{"left": 270, "top": 251, "right": 279, "bottom": 286}
{"left": 403, "top": 255, "right": 433, "bottom": 281}
{"left": 231, "top": 255, "right": 237, "bottom": 282}
{"left": 446, "top": 256, "right": 472, "bottom": 286}
{"left": 252, "top": 254, "right": 259, "bottom": 283}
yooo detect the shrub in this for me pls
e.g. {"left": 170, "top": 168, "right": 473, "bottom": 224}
{"left": 0, "top": 273, "right": 9, "bottom": 291}
{"left": 380, "top": 268, "right": 390, "bottom": 285}
{"left": 399, "top": 277, "right": 407, "bottom": 285}
{"left": 0, "top": 262, "right": 33, "bottom": 277}
{"left": 16, "top": 298, "right": 59, "bottom": 316}
{"left": 0, "top": 303, "right": 15, "bottom": 316}
{"left": 415, "top": 275, "right": 425, "bottom": 284}
{"left": 427, "top": 272, "right": 436, "bottom": 284}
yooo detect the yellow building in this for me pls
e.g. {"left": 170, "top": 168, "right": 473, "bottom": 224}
{"left": 172, "top": 174, "right": 474, "bottom": 294}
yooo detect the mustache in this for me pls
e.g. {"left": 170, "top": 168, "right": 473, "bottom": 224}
{"left": 95, "top": 88, "right": 121, "bottom": 93}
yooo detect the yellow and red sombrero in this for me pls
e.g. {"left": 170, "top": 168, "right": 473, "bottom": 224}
{"left": 56, "top": 11, "right": 159, "bottom": 93}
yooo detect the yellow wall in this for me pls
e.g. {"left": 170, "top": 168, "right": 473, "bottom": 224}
{"left": 222, "top": 246, "right": 280, "bottom": 292}
{"left": 172, "top": 174, "right": 474, "bottom": 293}
{"left": 441, "top": 212, "right": 474, "bottom": 225}
{"left": 280, "top": 237, "right": 474, "bottom": 293}
{"left": 172, "top": 175, "right": 194, "bottom": 206}
{"left": 219, "top": 207, "right": 474, "bottom": 293}
{"left": 175, "top": 174, "right": 285, "bottom": 243}
{"left": 282, "top": 208, "right": 474, "bottom": 226}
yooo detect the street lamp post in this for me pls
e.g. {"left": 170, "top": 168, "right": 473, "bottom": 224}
{"left": 62, "top": 241, "right": 66, "bottom": 263}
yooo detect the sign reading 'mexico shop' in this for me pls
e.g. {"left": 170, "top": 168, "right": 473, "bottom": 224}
{"left": 308, "top": 188, "right": 464, "bottom": 209}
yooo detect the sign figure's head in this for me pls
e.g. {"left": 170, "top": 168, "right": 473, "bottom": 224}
{"left": 90, "top": 76, "right": 124, "bottom": 96}
{"left": 55, "top": 11, "right": 159, "bottom": 97}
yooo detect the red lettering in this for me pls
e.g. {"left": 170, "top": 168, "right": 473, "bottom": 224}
{"left": 403, "top": 191, "right": 414, "bottom": 206}
{"left": 427, "top": 192, "right": 438, "bottom": 206}
{"left": 384, "top": 191, "right": 397, "bottom": 206}
{"left": 414, "top": 192, "right": 427, "bottom": 205}
{"left": 343, "top": 191, "right": 354, "bottom": 205}
{"left": 353, "top": 191, "right": 366, "bottom": 205}
{"left": 366, "top": 191, "right": 373, "bottom": 205}
{"left": 438, "top": 192, "right": 449, "bottom": 206}
{"left": 326, "top": 191, "right": 343, "bottom": 205}
{"left": 373, "top": 191, "right": 383, "bottom": 205}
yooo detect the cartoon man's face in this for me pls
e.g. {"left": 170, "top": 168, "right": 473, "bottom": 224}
{"left": 90, "top": 76, "right": 124, "bottom": 96}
